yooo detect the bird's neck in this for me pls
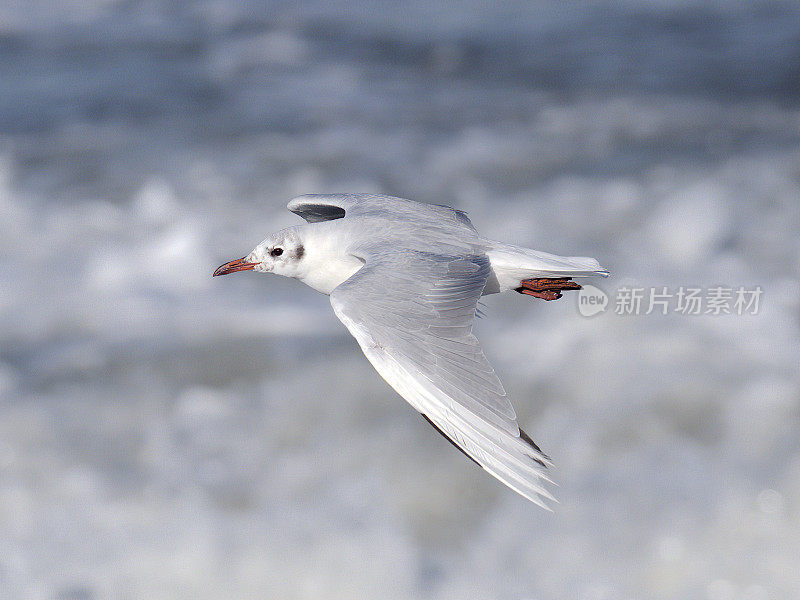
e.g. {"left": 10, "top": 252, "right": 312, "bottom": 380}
{"left": 295, "top": 225, "right": 364, "bottom": 295}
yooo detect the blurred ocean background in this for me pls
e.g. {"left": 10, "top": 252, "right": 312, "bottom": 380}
{"left": 1, "top": 1, "right": 800, "bottom": 598}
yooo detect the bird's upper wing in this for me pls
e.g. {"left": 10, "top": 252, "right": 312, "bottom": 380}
{"left": 329, "top": 250, "right": 554, "bottom": 507}
{"left": 287, "top": 193, "right": 477, "bottom": 232}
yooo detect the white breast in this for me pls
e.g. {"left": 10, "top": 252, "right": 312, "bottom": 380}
{"left": 299, "top": 253, "right": 364, "bottom": 295}
{"left": 294, "top": 225, "right": 365, "bottom": 295}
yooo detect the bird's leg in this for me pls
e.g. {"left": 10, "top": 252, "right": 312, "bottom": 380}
{"left": 516, "top": 277, "right": 582, "bottom": 301}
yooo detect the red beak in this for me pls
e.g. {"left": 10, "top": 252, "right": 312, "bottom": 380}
{"left": 213, "top": 257, "right": 259, "bottom": 277}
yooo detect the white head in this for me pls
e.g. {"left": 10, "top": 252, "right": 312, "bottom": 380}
{"left": 214, "top": 222, "right": 364, "bottom": 294}
{"left": 213, "top": 227, "right": 307, "bottom": 279}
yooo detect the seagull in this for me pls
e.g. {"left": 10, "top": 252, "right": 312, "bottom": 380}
{"left": 214, "top": 194, "right": 608, "bottom": 508}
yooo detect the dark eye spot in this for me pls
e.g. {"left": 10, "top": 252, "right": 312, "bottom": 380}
{"left": 270, "top": 247, "right": 283, "bottom": 257}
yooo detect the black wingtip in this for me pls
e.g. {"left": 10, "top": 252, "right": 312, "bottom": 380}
{"left": 421, "top": 414, "right": 481, "bottom": 467}
{"left": 518, "top": 427, "right": 550, "bottom": 468}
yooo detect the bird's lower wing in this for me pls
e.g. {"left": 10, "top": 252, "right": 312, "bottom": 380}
{"left": 329, "top": 251, "right": 554, "bottom": 508}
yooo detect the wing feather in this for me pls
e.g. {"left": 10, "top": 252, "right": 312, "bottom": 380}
{"left": 329, "top": 250, "right": 553, "bottom": 507}
{"left": 288, "top": 193, "right": 478, "bottom": 233}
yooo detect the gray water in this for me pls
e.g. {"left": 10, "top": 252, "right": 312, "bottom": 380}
{"left": 1, "top": 1, "right": 800, "bottom": 598}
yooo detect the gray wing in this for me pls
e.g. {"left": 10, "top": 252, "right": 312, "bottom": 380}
{"left": 330, "top": 250, "right": 554, "bottom": 507}
{"left": 288, "top": 193, "right": 477, "bottom": 232}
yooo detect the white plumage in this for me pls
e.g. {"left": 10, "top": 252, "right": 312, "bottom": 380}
{"left": 214, "top": 193, "right": 608, "bottom": 508}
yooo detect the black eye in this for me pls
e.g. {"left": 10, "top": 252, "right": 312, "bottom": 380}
{"left": 270, "top": 247, "right": 283, "bottom": 257}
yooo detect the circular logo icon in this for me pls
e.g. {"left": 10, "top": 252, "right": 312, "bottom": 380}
{"left": 578, "top": 284, "right": 608, "bottom": 317}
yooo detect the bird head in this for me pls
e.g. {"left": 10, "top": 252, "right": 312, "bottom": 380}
{"left": 213, "top": 227, "right": 306, "bottom": 279}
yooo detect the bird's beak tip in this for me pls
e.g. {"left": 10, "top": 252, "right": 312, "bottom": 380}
{"left": 213, "top": 257, "right": 259, "bottom": 277}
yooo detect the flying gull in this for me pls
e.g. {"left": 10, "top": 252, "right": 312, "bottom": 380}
{"left": 214, "top": 194, "right": 608, "bottom": 508}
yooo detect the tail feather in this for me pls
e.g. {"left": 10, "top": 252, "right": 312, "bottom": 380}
{"left": 524, "top": 250, "right": 608, "bottom": 277}
{"left": 485, "top": 241, "right": 608, "bottom": 293}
